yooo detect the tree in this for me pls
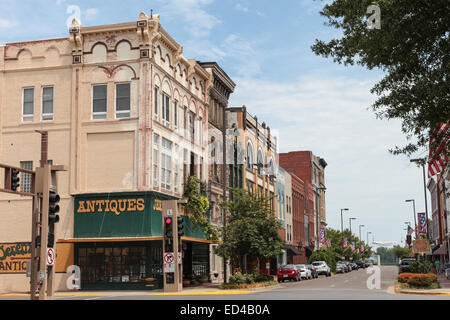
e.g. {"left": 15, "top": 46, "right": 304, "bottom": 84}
{"left": 214, "top": 188, "right": 285, "bottom": 274}
{"left": 183, "top": 175, "right": 219, "bottom": 241}
{"left": 311, "top": 0, "right": 450, "bottom": 158}
{"left": 392, "top": 245, "right": 412, "bottom": 260}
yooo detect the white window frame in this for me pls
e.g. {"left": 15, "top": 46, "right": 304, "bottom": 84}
{"left": 22, "top": 87, "right": 34, "bottom": 122}
{"left": 20, "top": 161, "right": 33, "bottom": 193}
{"left": 154, "top": 86, "right": 159, "bottom": 120}
{"left": 42, "top": 86, "right": 54, "bottom": 121}
{"left": 174, "top": 100, "right": 178, "bottom": 130}
{"left": 92, "top": 84, "right": 108, "bottom": 120}
{"left": 153, "top": 134, "right": 159, "bottom": 187}
{"left": 174, "top": 144, "right": 179, "bottom": 193}
{"left": 162, "top": 92, "right": 170, "bottom": 127}
{"left": 161, "top": 138, "right": 172, "bottom": 190}
{"left": 115, "top": 82, "right": 131, "bottom": 119}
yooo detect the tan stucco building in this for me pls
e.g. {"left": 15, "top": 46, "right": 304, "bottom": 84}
{"left": 0, "top": 12, "right": 214, "bottom": 293}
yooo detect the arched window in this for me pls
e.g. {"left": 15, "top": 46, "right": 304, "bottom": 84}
{"left": 247, "top": 142, "right": 254, "bottom": 170}
{"left": 257, "top": 149, "right": 263, "bottom": 175}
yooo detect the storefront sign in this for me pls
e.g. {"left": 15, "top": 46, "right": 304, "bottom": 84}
{"left": 0, "top": 243, "right": 31, "bottom": 274}
{"left": 77, "top": 198, "right": 145, "bottom": 216}
{"left": 412, "top": 238, "right": 431, "bottom": 254}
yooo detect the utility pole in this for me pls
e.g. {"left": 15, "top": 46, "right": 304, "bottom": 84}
{"left": 341, "top": 208, "right": 349, "bottom": 233}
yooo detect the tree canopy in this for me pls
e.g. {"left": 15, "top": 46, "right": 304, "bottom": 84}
{"left": 214, "top": 188, "right": 284, "bottom": 273}
{"left": 311, "top": 0, "right": 450, "bottom": 158}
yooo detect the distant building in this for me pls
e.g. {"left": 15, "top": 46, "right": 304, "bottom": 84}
{"left": 279, "top": 151, "right": 327, "bottom": 250}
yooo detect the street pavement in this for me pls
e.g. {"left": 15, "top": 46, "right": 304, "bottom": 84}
{"left": 1, "top": 266, "right": 449, "bottom": 301}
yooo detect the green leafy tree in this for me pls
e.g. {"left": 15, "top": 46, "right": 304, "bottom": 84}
{"left": 392, "top": 245, "right": 412, "bottom": 260}
{"left": 183, "top": 175, "right": 219, "bottom": 241}
{"left": 214, "top": 188, "right": 284, "bottom": 274}
{"left": 311, "top": 0, "right": 450, "bottom": 158}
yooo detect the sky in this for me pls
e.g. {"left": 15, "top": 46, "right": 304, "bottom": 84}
{"left": 0, "top": 0, "right": 431, "bottom": 247}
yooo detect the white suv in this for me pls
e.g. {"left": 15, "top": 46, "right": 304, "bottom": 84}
{"left": 312, "top": 261, "right": 331, "bottom": 277}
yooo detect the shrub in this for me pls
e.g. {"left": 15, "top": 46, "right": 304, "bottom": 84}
{"left": 255, "top": 274, "right": 274, "bottom": 283}
{"left": 229, "top": 272, "right": 256, "bottom": 285}
{"left": 398, "top": 273, "right": 437, "bottom": 287}
{"left": 410, "top": 261, "right": 432, "bottom": 274}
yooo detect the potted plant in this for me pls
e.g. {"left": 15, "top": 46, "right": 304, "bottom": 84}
{"left": 182, "top": 274, "right": 191, "bottom": 287}
{"left": 198, "top": 274, "right": 209, "bottom": 284}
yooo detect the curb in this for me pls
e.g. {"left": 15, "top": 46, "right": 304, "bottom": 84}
{"left": 394, "top": 289, "right": 450, "bottom": 296}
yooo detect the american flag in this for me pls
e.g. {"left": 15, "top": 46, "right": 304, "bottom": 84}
{"left": 428, "top": 123, "right": 449, "bottom": 178}
{"left": 351, "top": 242, "right": 355, "bottom": 252}
{"left": 407, "top": 225, "right": 415, "bottom": 235}
{"left": 343, "top": 237, "right": 348, "bottom": 248}
{"left": 326, "top": 240, "right": 331, "bottom": 248}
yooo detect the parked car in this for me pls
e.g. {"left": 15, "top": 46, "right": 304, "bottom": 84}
{"left": 351, "top": 263, "right": 359, "bottom": 270}
{"left": 338, "top": 261, "right": 350, "bottom": 273}
{"left": 296, "top": 264, "right": 312, "bottom": 280}
{"left": 336, "top": 263, "right": 346, "bottom": 274}
{"left": 356, "top": 260, "right": 366, "bottom": 269}
{"left": 312, "top": 261, "right": 331, "bottom": 277}
{"left": 398, "top": 258, "right": 416, "bottom": 274}
{"left": 277, "top": 264, "right": 301, "bottom": 282}
{"left": 344, "top": 261, "right": 353, "bottom": 272}
{"left": 306, "top": 264, "right": 318, "bottom": 279}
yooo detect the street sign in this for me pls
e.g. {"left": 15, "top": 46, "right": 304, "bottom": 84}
{"left": 46, "top": 248, "right": 55, "bottom": 266}
{"left": 167, "top": 209, "right": 173, "bottom": 216}
{"left": 178, "top": 252, "right": 182, "bottom": 264}
{"left": 164, "top": 263, "right": 175, "bottom": 273}
{"left": 164, "top": 252, "right": 174, "bottom": 264}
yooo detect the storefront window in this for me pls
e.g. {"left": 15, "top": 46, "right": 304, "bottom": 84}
{"left": 78, "top": 244, "right": 150, "bottom": 284}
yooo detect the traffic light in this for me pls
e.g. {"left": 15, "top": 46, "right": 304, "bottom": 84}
{"left": 48, "top": 191, "right": 60, "bottom": 225}
{"left": 177, "top": 216, "right": 184, "bottom": 237}
{"left": 406, "top": 235, "right": 412, "bottom": 247}
{"left": 164, "top": 217, "right": 173, "bottom": 238}
{"left": 11, "top": 169, "right": 20, "bottom": 191}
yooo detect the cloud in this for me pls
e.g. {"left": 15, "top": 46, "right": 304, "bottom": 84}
{"left": 0, "top": 18, "right": 17, "bottom": 28}
{"left": 156, "top": 0, "right": 220, "bottom": 38}
{"left": 84, "top": 8, "right": 99, "bottom": 20}
{"left": 235, "top": 3, "right": 249, "bottom": 12}
{"left": 229, "top": 73, "right": 424, "bottom": 243}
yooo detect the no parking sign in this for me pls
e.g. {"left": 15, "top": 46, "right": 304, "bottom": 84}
{"left": 46, "top": 248, "right": 55, "bottom": 266}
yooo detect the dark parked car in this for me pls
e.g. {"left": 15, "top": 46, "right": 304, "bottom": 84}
{"left": 351, "top": 263, "right": 359, "bottom": 270}
{"left": 356, "top": 260, "right": 366, "bottom": 269}
{"left": 399, "top": 258, "right": 416, "bottom": 274}
{"left": 306, "top": 264, "right": 318, "bottom": 279}
{"left": 277, "top": 264, "right": 301, "bottom": 282}
{"left": 338, "top": 261, "right": 350, "bottom": 272}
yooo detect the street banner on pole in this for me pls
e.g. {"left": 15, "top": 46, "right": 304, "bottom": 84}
{"left": 418, "top": 212, "right": 426, "bottom": 234}
{"left": 326, "top": 240, "right": 331, "bottom": 248}
{"left": 343, "top": 237, "right": 348, "bottom": 248}
{"left": 320, "top": 227, "right": 325, "bottom": 244}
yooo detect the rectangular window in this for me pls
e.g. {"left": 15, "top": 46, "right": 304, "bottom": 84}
{"left": 93, "top": 85, "right": 107, "bottom": 119}
{"left": 153, "top": 134, "right": 159, "bottom": 187}
{"left": 198, "top": 118, "right": 203, "bottom": 146}
{"left": 162, "top": 93, "right": 170, "bottom": 126}
{"left": 20, "top": 161, "right": 33, "bottom": 193}
{"left": 189, "top": 112, "right": 195, "bottom": 143}
{"left": 42, "top": 86, "right": 54, "bottom": 121}
{"left": 174, "top": 101, "right": 178, "bottom": 129}
{"left": 154, "top": 87, "right": 159, "bottom": 120}
{"left": 161, "top": 138, "right": 172, "bottom": 190}
{"left": 116, "top": 83, "right": 131, "bottom": 118}
{"left": 305, "top": 215, "right": 309, "bottom": 243}
{"left": 174, "top": 144, "right": 179, "bottom": 193}
{"left": 23, "top": 88, "right": 34, "bottom": 122}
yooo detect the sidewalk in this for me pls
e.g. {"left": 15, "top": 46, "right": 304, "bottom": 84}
{"left": 394, "top": 274, "right": 450, "bottom": 296}
{"left": 0, "top": 282, "right": 281, "bottom": 298}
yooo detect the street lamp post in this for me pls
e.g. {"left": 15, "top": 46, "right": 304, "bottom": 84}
{"left": 410, "top": 158, "right": 430, "bottom": 238}
{"left": 367, "top": 231, "right": 372, "bottom": 245}
{"left": 349, "top": 217, "right": 356, "bottom": 235}
{"left": 359, "top": 225, "right": 365, "bottom": 242}
{"left": 405, "top": 199, "right": 418, "bottom": 238}
{"left": 341, "top": 208, "right": 349, "bottom": 233}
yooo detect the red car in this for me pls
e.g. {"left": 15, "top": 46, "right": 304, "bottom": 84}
{"left": 277, "top": 264, "right": 301, "bottom": 282}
